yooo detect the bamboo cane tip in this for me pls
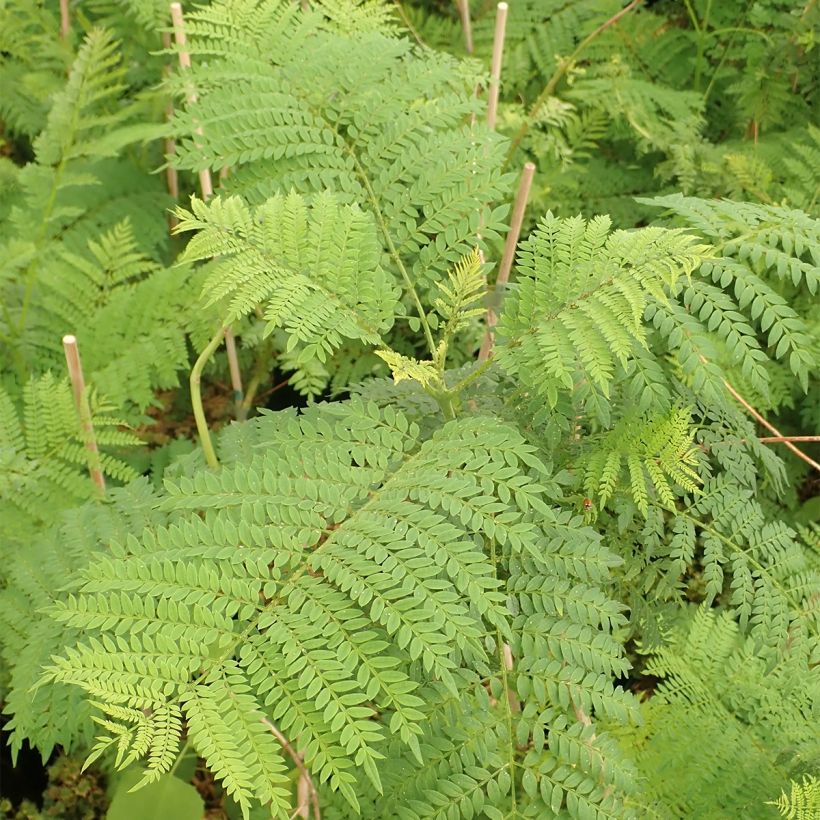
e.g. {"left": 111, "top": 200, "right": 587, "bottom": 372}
{"left": 497, "top": 2, "right": 508, "bottom": 11}
{"left": 170, "top": 1, "right": 182, "bottom": 11}
{"left": 63, "top": 334, "right": 77, "bottom": 346}
{"left": 523, "top": 161, "right": 536, "bottom": 172}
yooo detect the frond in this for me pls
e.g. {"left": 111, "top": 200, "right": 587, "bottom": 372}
{"left": 769, "top": 776, "right": 820, "bottom": 820}
{"left": 0, "top": 374, "right": 140, "bottom": 534}
{"left": 168, "top": 0, "right": 511, "bottom": 296}
{"left": 619, "top": 607, "right": 820, "bottom": 818}
{"left": 174, "top": 191, "right": 399, "bottom": 392}
{"left": 495, "top": 211, "right": 707, "bottom": 413}
{"left": 582, "top": 406, "right": 703, "bottom": 517}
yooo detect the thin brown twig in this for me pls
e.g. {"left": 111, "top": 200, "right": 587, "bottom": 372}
{"left": 719, "top": 375, "right": 820, "bottom": 473}
{"left": 261, "top": 718, "right": 320, "bottom": 819}
{"left": 758, "top": 436, "right": 820, "bottom": 445}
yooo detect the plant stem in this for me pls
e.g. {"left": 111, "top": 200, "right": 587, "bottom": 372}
{"left": 353, "top": 161, "right": 438, "bottom": 357}
{"left": 63, "top": 335, "right": 106, "bottom": 497}
{"left": 190, "top": 326, "right": 225, "bottom": 469}
{"left": 690, "top": 0, "right": 714, "bottom": 92}
{"left": 721, "top": 376, "right": 820, "bottom": 473}
{"left": 261, "top": 718, "right": 321, "bottom": 819}
{"left": 504, "top": 0, "right": 642, "bottom": 167}
{"left": 169, "top": 739, "right": 192, "bottom": 777}
{"left": 450, "top": 358, "right": 494, "bottom": 395}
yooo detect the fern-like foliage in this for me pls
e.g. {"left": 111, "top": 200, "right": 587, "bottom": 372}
{"left": 0, "top": 28, "right": 171, "bottom": 388}
{"left": 0, "top": 374, "right": 140, "bottom": 538}
{"left": 495, "top": 212, "right": 708, "bottom": 415}
{"left": 173, "top": 191, "right": 399, "bottom": 389}
{"left": 29, "top": 397, "right": 636, "bottom": 818}
{"left": 617, "top": 606, "right": 820, "bottom": 818}
{"left": 0, "top": 0, "right": 72, "bottom": 138}
{"left": 769, "top": 776, "right": 820, "bottom": 820}
{"left": 582, "top": 405, "right": 702, "bottom": 517}
{"left": 167, "top": 0, "right": 511, "bottom": 298}
{"left": 0, "top": 480, "right": 165, "bottom": 760}
{"left": 643, "top": 195, "right": 818, "bottom": 399}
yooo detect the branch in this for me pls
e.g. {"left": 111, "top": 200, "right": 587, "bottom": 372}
{"left": 261, "top": 718, "right": 320, "bottom": 819}
{"left": 759, "top": 436, "right": 820, "bottom": 445}
{"left": 721, "top": 376, "right": 820, "bottom": 473}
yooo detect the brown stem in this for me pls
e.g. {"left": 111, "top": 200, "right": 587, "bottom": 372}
{"left": 486, "top": 3, "right": 508, "bottom": 130}
{"left": 62, "top": 335, "right": 105, "bottom": 495}
{"left": 720, "top": 376, "right": 820, "bottom": 473}
{"left": 261, "top": 719, "right": 320, "bottom": 819}
{"left": 59, "top": 0, "right": 70, "bottom": 39}
{"left": 479, "top": 162, "right": 535, "bottom": 361}
{"left": 758, "top": 436, "right": 820, "bottom": 444}
{"left": 457, "top": 0, "right": 474, "bottom": 54}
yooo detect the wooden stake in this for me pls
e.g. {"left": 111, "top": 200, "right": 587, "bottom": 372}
{"left": 162, "top": 30, "right": 180, "bottom": 230}
{"left": 479, "top": 162, "right": 535, "bottom": 361}
{"left": 486, "top": 2, "right": 508, "bottom": 130}
{"left": 59, "top": 0, "right": 70, "bottom": 39}
{"left": 457, "top": 0, "right": 474, "bottom": 54}
{"left": 62, "top": 335, "right": 105, "bottom": 495}
{"left": 170, "top": 2, "right": 244, "bottom": 414}
{"left": 169, "top": 2, "right": 213, "bottom": 200}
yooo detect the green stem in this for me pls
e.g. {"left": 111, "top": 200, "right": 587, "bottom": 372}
{"left": 702, "top": 1, "right": 754, "bottom": 104}
{"left": 450, "top": 358, "right": 494, "bottom": 396}
{"left": 504, "top": 0, "right": 643, "bottom": 167}
{"left": 692, "top": 0, "right": 714, "bottom": 92}
{"left": 352, "top": 158, "right": 437, "bottom": 357}
{"left": 169, "top": 739, "right": 192, "bottom": 777}
{"left": 190, "top": 326, "right": 225, "bottom": 469}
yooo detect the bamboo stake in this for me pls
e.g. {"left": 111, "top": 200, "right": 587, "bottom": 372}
{"left": 170, "top": 2, "right": 244, "bottom": 416}
{"left": 457, "top": 0, "right": 474, "bottom": 54}
{"left": 62, "top": 335, "right": 105, "bottom": 495}
{"left": 479, "top": 162, "right": 535, "bottom": 361}
{"left": 486, "top": 2, "right": 508, "bottom": 130}
{"left": 161, "top": 30, "right": 180, "bottom": 230}
{"left": 59, "top": 0, "right": 70, "bottom": 39}
{"left": 169, "top": 2, "right": 213, "bottom": 200}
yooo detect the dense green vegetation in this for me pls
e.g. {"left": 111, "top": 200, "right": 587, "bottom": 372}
{"left": 1, "top": 1, "right": 818, "bottom": 818}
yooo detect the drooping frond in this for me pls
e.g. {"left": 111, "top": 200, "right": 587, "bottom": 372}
{"left": 643, "top": 194, "right": 818, "bottom": 396}
{"left": 174, "top": 191, "right": 399, "bottom": 390}
{"left": 582, "top": 405, "right": 703, "bottom": 517}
